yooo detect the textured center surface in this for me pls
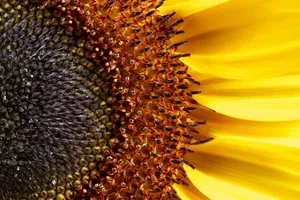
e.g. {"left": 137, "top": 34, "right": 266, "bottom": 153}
{"left": 0, "top": 4, "right": 113, "bottom": 199}
{"left": 0, "top": 0, "right": 210, "bottom": 199}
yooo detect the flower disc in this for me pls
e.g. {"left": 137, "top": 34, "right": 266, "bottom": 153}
{"left": 0, "top": 0, "right": 210, "bottom": 199}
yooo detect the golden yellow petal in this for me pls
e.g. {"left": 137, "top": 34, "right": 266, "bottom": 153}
{"left": 191, "top": 74, "right": 300, "bottom": 121}
{"left": 194, "top": 94, "right": 300, "bottom": 122}
{"left": 191, "top": 138, "right": 300, "bottom": 174}
{"left": 160, "top": 0, "right": 230, "bottom": 17}
{"left": 185, "top": 169, "right": 280, "bottom": 200}
{"left": 178, "top": 0, "right": 300, "bottom": 79}
{"left": 164, "top": 1, "right": 300, "bottom": 199}
{"left": 185, "top": 138, "right": 300, "bottom": 200}
{"left": 198, "top": 74, "right": 300, "bottom": 97}
{"left": 173, "top": 179, "right": 210, "bottom": 200}
{"left": 193, "top": 109, "right": 300, "bottom": 147}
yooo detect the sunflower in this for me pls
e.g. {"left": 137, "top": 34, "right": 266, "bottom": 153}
{"left": 0, "top": 0, "right": 299, "bottom": 200}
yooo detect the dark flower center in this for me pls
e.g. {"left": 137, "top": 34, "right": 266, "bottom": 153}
{"left": 0, "top": 2, "right": 113, "bottom": 199}
{"left": 0, "top": 1, "right": 211, "bottom": 199}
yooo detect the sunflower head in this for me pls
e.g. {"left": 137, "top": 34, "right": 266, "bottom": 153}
{"left": 0, "top": 0, "right": 210, "bottom": 199}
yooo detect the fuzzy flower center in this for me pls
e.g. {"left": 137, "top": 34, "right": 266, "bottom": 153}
{"left": 0, "top": 1, "right": 211, "bottom": 199}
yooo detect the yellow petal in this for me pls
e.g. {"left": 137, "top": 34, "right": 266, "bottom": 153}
{"left": 195, "top": 94, "right": 300, "bottom": 121}
{"left": 178, "top": 0, "right": 300, "bottom": 79}
{"left": 191, "top": 74, "right": 300, "bottom": 121}
{"left": 185, "top": 169, "right": 277, "bottom": 200}
{"left": 194, "top": 112, "right": 300, "bottom": 148}
{"left": 191, "top": 138, "right": 300, "bottom": 174}
{"left": 160, "top": 0, "right": 230, "bottom": 17}
{"left": 185, "top": 138, "right": 300, "bottom": 200}
{"left": 198, "top": 74, "right": 300, "bottom": 98}
{"left": 173, "top": 179, "right": 210, "bottom": 200}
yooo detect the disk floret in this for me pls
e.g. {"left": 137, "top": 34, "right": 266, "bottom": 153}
{"left": 0, "top": 0, "right": 210, "bottom": 199}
